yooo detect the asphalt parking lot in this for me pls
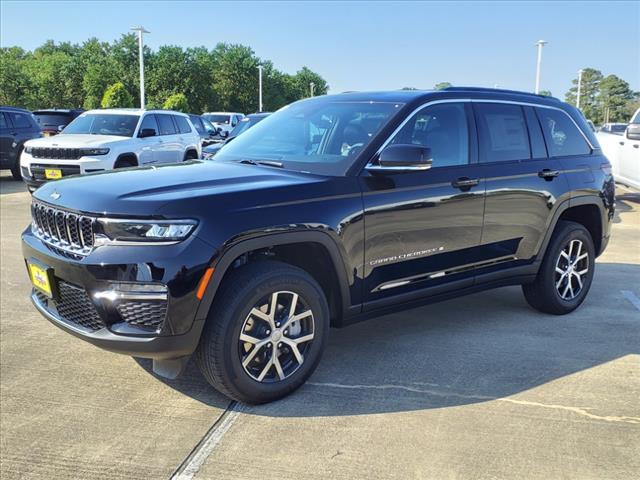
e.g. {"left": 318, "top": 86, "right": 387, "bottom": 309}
{"left": 1, "top": 172, "right": 638, "bottom": 480}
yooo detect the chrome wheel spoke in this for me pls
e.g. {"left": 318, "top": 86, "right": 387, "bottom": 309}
{"left": 559, "top": 250, "right": 570, "bottom": 262}
{"left": 239, "top": 290, "right": 315, "bottom": 383}
{"left": 574, "top": 272, "right": 583, "bottom": 289}
{"left": 576, "top": 253, "right": 588, "bottom": 263}
{"left": 577, "top": 268, "right": 588, "bottom": 275}
{"left": 555, "top": 266, "right": 565, "bottom": 275}
{"left": 556, "top": 274, "right": 566, "bottom": 289}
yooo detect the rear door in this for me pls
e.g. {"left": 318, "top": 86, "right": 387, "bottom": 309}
{"left": 474, "top": 102, "right": 569, "bottom": 273}
{"left": 137, "top": 114, "right": 160, "bottom": 165}
{"left": 0, "top": 112, "right": 16, "bottom": 168}
{"left": 360, "top": 102, "right": 485, "bottom": 307}
{"left": 156, "top": 114, "right": 182, "bottom": 163}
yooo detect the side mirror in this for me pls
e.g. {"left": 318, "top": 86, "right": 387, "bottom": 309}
{"left": 139, "top": 128, "right": 157, "bottom": 138}
{"left": 368, "top": 144, "right": 433, "bottom": 173}
{"left": 57, "top": 125, "right": 66, "bottom": 132}
{"left": 219, "top": 130, "right": 229, "bottom": 139}
{"left": 626, "top": 124, "right": 640, "bottom": 141}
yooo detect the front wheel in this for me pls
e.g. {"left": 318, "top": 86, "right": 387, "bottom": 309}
{"left": 195, "top": 260, "right": 329, "bottom": 404}
{"left": 522, "top": 221, "right": 595, "bottom": 315}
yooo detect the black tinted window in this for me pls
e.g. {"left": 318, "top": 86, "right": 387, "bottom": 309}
{"left": 34, "top": 112, "right": 73, "bottom": 127}
{"left": 190, "top": 116, "right": 205, "bottom": 134}
{"left": 157, "top": 114, "right": 177, "bottom": 135}
{"left": 537, "top": 108, "right": 591, "bottom": 157}
{"left": 476, "top": 103, "right": 530, "bottom": 162}
{"left": 174, "top": 115, "right": 192, "bottom": 134}
{"left": 139, "top": 114, "right": 159, "bottom": 135}
{"left": 0, "top": 113, "right": 8, "bottom": 129}
{"left": 9, "top": 112, "right": 33, "bottom": 129}
{"left": 391, "top": 103, "right": 469, "bottom": 167}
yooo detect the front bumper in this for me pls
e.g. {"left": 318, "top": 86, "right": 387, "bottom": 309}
{"left": 20, "top": 152, "right": 110, "bottom": 190}
{"left": 22, "top": 228, "right": 215, "bottom": 359}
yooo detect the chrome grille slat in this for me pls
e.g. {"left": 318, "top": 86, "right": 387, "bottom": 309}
{"left": 31, "top": 201, "right": 95, "bottom": 256}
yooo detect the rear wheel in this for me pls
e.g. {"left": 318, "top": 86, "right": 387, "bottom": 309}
{"left": 10, "top": 149, "right": 22, "bottom": 180}
{"left": 522, "top": 221, "right": 595, "bottom": 315}
{"left": 114, "top": 158, "right": 136, "bottom": 169}
{"left": 183, "top": 150, "right": 198, "bottom": 161}
{"left": 195, "top": 260, "right": 329, "bottom": 404}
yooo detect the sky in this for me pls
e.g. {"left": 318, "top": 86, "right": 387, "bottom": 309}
{"left": 1, "top": 0, "right": 638, "bottom": 98}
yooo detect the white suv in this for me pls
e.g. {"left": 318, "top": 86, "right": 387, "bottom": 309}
{"left": 20, "top": 109, "right": 201, "bottom": 191}
{"left": 201, "top": 112, "right": 245, "bottom": 138}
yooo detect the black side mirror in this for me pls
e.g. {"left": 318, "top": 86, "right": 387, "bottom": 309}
{"left": 626, "top": 124, "right": 640, "bottom": 141}
{"left": 368, "top": 144, "right": 433, "bottom": 173}
{"left": 139, "top": 128, "right": 157, "bottom": 138}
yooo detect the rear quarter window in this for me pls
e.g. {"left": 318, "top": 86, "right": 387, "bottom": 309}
{"left": 536, "top": 108, "right": 591, "bottom": 157}
{"left": 157, "top": 114, "right": 177, "bottom": 135}
{"left": 174, "top": 115, "right": 192, "bottom": 134}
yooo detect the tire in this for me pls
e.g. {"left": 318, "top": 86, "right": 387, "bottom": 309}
{"left": 115, "top": 158, "right": 136, "bottom": 169}
{"left": 522, "top": 220, "right": 595, "bottom": 315}
{"left": 195, "top": 260, "right": 330, "bottom": 404}
{"left": 11, "top": 149, "right": 22, "bottom": 180}
{"left": 183, "top": 150, "right": 198, "bottom": 161}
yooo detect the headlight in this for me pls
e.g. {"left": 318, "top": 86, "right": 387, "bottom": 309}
{"left": 81, "top": 148, "right": 110, "bottom": 156}
{"left": 25, "top": 146, "right": 33, "bottom": 154}
{"left": 95, "top": 219, "right": 197, "bottom": 245}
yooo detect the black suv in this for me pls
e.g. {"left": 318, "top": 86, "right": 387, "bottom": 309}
{"left": 1, "top": 106, "right": 42, "bottom": 179}
{"left": 22, "top": 88, "right": 614, "bottom": 403}
{"left": 32, "top": 109, "right": 84, "bottom": 137}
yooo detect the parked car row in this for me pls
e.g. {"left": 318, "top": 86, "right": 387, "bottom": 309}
{"left": 20, "top": 109, "right": 202, "bottom": 192}
{"left": 596, "top": 109, "right": 640, "bottom": 190}
{"left": 0, "top": 106, "right": 43, "bottom": 179}
{"left": 202, "top": 112, "right": 271, "bottom": 159}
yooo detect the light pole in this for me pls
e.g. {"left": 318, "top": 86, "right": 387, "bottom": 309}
{"left": 131, "top": 26, "right": 150, "bottom": 109}
{"left": 534, "top": 40, "right": 548, "bottom": 94}
{"left": 257, "top": 65, "right": 263, "bottom": 112}
{"left": 310, "top": 82, "right": 315, "bottom": 97}
{"left": 576, "top": 69, "right": 584, "bottom": 110}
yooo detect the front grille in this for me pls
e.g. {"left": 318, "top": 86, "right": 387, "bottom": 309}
{"left": 30, "top": 164, "right": 81, "bottom": 181}
{"left": 30, "top": 148, "right": 83, "bottom": 160}
{"left": 31, "top": 201, "right": 95, "bottom": 256}
{"left": 117, "top": 301, "right": 167, "bottom": 330}
{"left": 35, "top": 281, "right": 105, "bottom": 332}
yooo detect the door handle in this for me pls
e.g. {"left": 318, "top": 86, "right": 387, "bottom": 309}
{"left": 634, "top": 144, "right": 639, "bottom": 149}
{"left": 538, "top": 169, "right": 560, "bottom": 180}
{"left": 451, "top": 177, "right": 480, "bottom": 190}
{"left": 619, "top": 141, "right": 625, "bottom": 146}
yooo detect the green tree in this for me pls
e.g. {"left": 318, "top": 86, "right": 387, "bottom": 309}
{"left": 101, "top": 82, "right": 134, "bottom": 108}
{"left": 538, "top": 90, "right": 553, "bottom": 97}
{"left": 434, "top": 82, "right": 452, "bottom": 90}
{"left": 292, "top": 66, "right": 329, "bottom": 98}
{"left": 0, "top": 47, "right": 34, "bottom": 107}
{"left": 211, "top": 43, "right": 260, "bottom": 112}
{"left": 163, "top": 93, "right": 189, "bottom": 112}
{"left": 565, "top": 68, "right": 602, "bottom": 122}
{"left": 598, "top": 75, "right": 635, "bottom": 123}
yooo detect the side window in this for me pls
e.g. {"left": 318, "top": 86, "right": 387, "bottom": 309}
{"left": 390, "top": 103, "right": 469, "bottom": 167}
{"left": 231, "top": 115, "right": 238, "bottom": 127}
{"left": 139, "top": 114, "right": 159, "bottom": 135}
{"left": 8, "top": 112, "right": 32, "bottom": 129}
{"left": 191, "top": 117, "right": 205, "bottom": 134}
{"left": 157, "top": 114, "right": 177, "bottom": 136}
{"left": 536, "top": 108, "right": 591, "bottom": 157}
{"left": 475, "top": 103, "right": 531, "bottom": 162}
{"left": 174, "top": 115, "right": 192, "bottom": 134}
{"left": 0, "top": 112, "right": 8, "bottom": 129}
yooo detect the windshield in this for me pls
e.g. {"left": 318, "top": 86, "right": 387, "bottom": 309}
{"left": 62, "top": 113, "right": 139, "bottom": 137}
{"left": 33, "top": 112, "right": 74, "bottom": 127}
{"left": 230, "top": 116, "right": 266, "bottom": 137}
{"left": 204, "top": 114, "right": 231, "bottom": 124}
{"left": 215, "top": 100, "right": 402, "bottom": 175}
{"left": 610, "top": 124, "right": 627, "bottom": 133}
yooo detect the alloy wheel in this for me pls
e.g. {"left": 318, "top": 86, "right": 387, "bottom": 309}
{"left": 239, "top": 291, "right": 315, "bottom": 383}
{"left": 554, "top": 239, "right": 589, "bottom": 301}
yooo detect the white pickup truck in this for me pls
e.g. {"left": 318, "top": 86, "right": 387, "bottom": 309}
{"left": 596, "top": 108, "right": 640, "bottom": 190}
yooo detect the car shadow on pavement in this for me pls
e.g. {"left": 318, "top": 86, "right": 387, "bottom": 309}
{"left": 0, "top": 175, "right": 28, "bottom": 195}
{"left": 138, "top": 262, "right": 639, "bottom": 417}
{"left": 613, "top": 190, "right": 639, "bottom": 224}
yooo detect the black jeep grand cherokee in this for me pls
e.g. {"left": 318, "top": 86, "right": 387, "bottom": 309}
{"left": 22, "top": 88, "right": 614, "bottom": 404}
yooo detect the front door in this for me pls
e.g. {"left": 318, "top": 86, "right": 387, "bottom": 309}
{"left": 360, "top": 102, "right": 485, "bottom": 307}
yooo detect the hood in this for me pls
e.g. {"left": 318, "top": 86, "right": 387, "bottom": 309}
{"left": 25, "top": 134, "right": 126, "bottom": 148}
{"left": 33, "top": 160, "right": 326, "bottom": 217}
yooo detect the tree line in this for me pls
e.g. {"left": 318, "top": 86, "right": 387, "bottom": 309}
{"left": 0, "top": 34, "right": 329, "bottom": 114}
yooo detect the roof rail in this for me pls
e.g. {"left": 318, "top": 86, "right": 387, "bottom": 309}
{"left": 442, "top": 86, "right": 560, "bottom": 100}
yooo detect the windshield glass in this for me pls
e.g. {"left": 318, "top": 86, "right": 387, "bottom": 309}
{"left": 610, "top": 124, "right": 627, "bottom": 133}
{"left": 230, "top": 116, "right": 267, "bottom": 137}
{"left": 204, "top": 114, "right": 231, "bottom": 124}
{"left": 215, "top": 100, "right": 402, "bottom": 175}
{"left": 33, "top": 112, "right": 74, "bottom": 127}
{"left": 63, "top": 113, "right": 139, "bottom": 137}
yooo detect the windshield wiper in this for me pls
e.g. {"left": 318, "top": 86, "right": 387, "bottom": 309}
{"left": 238, "top": 159, "right": 283, "bottom": 168}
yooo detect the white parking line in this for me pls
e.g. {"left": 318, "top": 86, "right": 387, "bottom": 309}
{"left": 622, "top": 290, "right": 640, "bottom": 312}
{"left": 171, "top": 402, "right": 245, "bottom": 480}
